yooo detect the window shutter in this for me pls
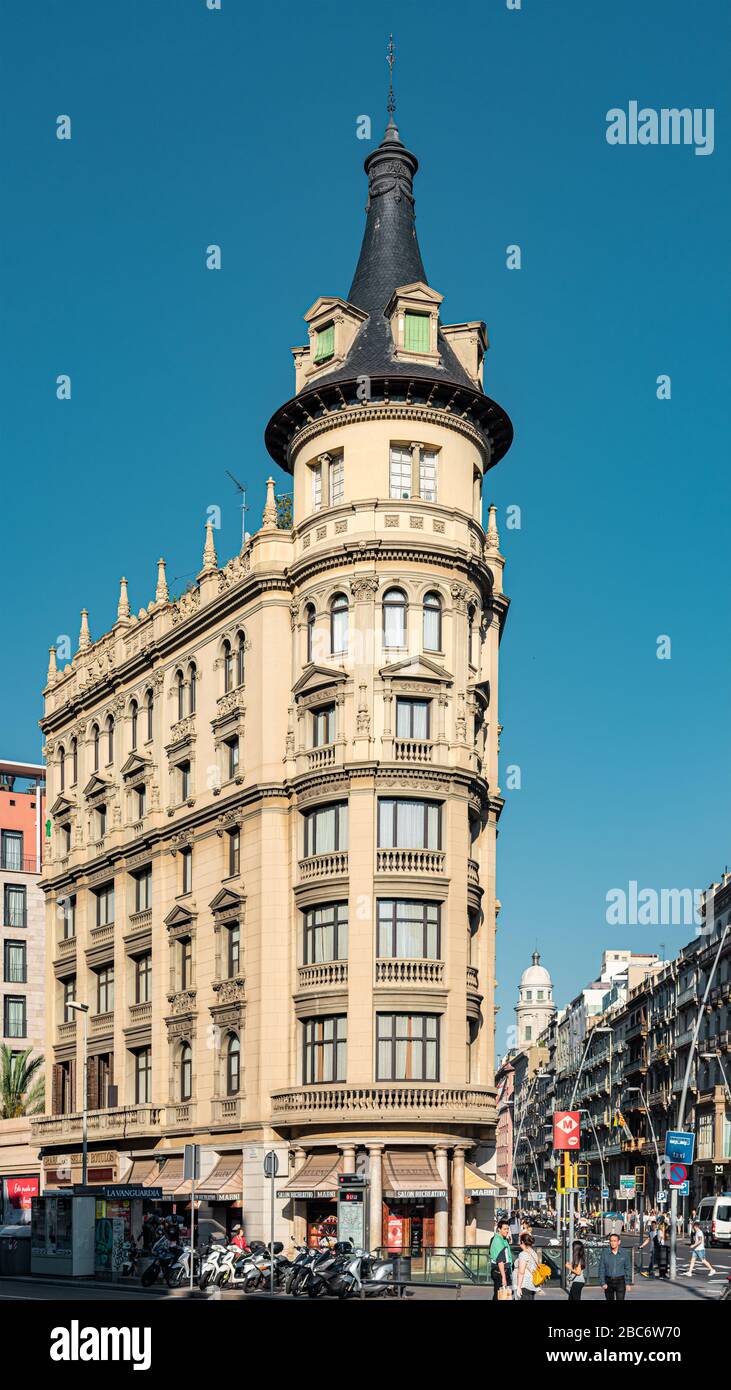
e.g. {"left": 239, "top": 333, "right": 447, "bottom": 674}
{"left": 314, "top": 324, "right": 334, "bottom": 362}
{"left": 404, "top": 312, "right": 430, "bottom": 353}
{"left": 52, "top": 1063, "right": 63, "bottom": 1116}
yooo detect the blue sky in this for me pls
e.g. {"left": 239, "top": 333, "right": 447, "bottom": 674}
{"left": 2, "top": 0, "right": 729, "bottom": 1033}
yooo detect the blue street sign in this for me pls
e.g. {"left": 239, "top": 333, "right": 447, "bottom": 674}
{"left": 664, "top": 1130, "right": 695, "bottom": 1165}
{"left": 601, "top": 1187, "right": 609, "bottom": 1199}
{"left": 676, "top": 1180, "right": 690, "bottom": 1197}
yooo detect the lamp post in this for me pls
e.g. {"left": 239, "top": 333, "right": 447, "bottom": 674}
{"left": 510, "top": 1070, "right": 549, "bottom": 1205}
{"left": 67, "top": 1000, "right": 89, "bottom": 1186}
{"left": 578, "top": 1106, "right": 607, "bottom": 1211}
{"left": 624, "top": 1084, "right": 663, "bottom": 1235}
{"left": 700, "top": 1051, "right": 731, "bottom": 1102}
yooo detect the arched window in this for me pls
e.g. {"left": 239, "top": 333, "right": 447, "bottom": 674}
{"left": 423, "top": 591, "right": 442, "bottom": 652}
{"left": 58, "top": 746, "right": 65, "bottom": 792}
{"left": 188, "top": 663, "right": 197, "bottom": 714}
{"left": 223, "top": 640, "right": 233, "bottom": 692}
{"left": 145, "top": 689, "right": 153, "bottom": 742}
{"left": 330, "top": 594, "right": 348, "bottom": 655}
{"left": 226, "top": 1034, "right": 240, "bottom": 1096}
{"left": 71, "top": 737, "right": 78, "bottom": 785}
{"left": 130, "top": 700, "right": 138, "bottom": 751}
{"left": 176, "top": 670, "right": 185, "bottom": 721}
{"left": 106, "top": 715, "right": 114, "bottom": 765}
{"left": 305, "top": 605, "right": 315, "bottom": 663}
{"left": 383, "top": 587, "right": 407, "bottom": 647}
{"left": 180, "top": 1042, "right": 192, "bottom": 1102}
{"left": 92, "top": 724, "right": 100, "bottom": 772}
{"left": 236, "top": 632, "right": 245, "bottom": 687}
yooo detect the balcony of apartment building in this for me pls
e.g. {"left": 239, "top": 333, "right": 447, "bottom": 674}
{"left": 32, "top": 1102, "right": 164, "bottom": 1144}
{"left": 676, "top": 978, "right": 698, "bottom": 1009}
{"left": 270, "top": 1081, "right": 496, "bottom": 1128}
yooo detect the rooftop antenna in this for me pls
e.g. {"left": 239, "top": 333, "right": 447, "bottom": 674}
{"left": 226, "top": 470, "right": 249, "bottom": 548}
{"left": 386, "top": 33, "right": 396, "bottom": 118}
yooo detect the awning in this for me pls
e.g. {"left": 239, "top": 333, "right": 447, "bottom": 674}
{"left": 382, "top": 1150, "right": 447, "bottom": 1199}
{"left": 149, "top": 1156, "right": 185, "bottom": 1194}
{"left": 277, "top": 1153, "right": 342, "bottom": 1199}
{"left": 125, "top": 1159, "right": 158, "bottom": 1186}
{"left": 191, "top": 1156, "right": 243, "bottom": 1202}
{"left": 465, "top": 1163, "right": 513, "bottom": 1198}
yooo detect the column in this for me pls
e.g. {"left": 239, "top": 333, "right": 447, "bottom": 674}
{"left": 368, "top": 1144, "right": 384, "bottom": 1251}
{"left": 292, "top": 1146, "right": 307, "bottom": 1245}
{"left": 451, "top": 1146, "right": 466, "bottom": 1248}
{"left": 434, "top": 1145, "right": 449, "bottom": 1246}
{"left": 410, "top": 442, "right": 421, "bottom": 499}
{"left": 341, "top": 1144, "right": 356, "bottom": 1175}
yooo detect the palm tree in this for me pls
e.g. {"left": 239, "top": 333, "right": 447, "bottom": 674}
{"left": 0, "top": 1045, "right": 45, "bottom": 1118}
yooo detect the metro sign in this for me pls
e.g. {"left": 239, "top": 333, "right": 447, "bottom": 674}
{"left": 553, "top": 1111, "right": 581, "bottom": 1150}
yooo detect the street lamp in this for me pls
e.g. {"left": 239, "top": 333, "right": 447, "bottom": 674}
{"left": 577, "top": 1106, "right": 607, "bottom": 1208}
{"left": 67, "top": 1001, "right": 89, "bottom": 1186}
{"left": 699, "top": 1051, "right": 731, "bottom": 1102}
{"left": 569, "top": 1026, "right": 613, "bottom": 1110}
{"left": 624, "top": 1085, "right": 664, "bottom": 1234}
{"left": 510, "top": 1070, "right": 550, "bottom": 1204}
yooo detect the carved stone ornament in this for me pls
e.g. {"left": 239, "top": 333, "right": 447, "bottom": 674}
{"left": 350, "top": 576, "right": 379, "bottom": 600}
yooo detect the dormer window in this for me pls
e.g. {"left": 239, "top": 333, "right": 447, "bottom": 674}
{"left": 385, "top": 282, "right": 443, "bottom": 368}
{"left": 314, "top": 323, "right": 334, "bottom": 363}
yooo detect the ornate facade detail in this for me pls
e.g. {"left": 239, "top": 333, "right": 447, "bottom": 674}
{"left": 350, "top": 576, "right": 379, "bottom": 600}
{"left": 211, "top": 976, "right": 246, "bottom": 1006}
{"left": 450, "top": 582, "right": 469, "bottom": 613}
{"left": 170, "top": 587, "right": 201, "bottom": 625}
{"left": 217, "top": 549, "right": 252, "bottom": 592}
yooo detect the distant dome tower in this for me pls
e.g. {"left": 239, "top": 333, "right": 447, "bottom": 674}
{"left": 515, "top": 952, "right": 555, "bottom": 1048}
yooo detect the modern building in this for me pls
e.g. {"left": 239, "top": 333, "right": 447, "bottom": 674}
{"left": 33, "top": 99, "right": 515, "bottom": 1250}
{"left": 1, "top": 759, "right": 46, "bottom": 1066}
{"left": 515, "top": 951, "right": 555, "bottom": 1049}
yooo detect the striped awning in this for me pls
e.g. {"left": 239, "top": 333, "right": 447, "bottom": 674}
{"left": 149, "top": 1156, "right": 185, "bottom": 1194}
{"left": 277, "top": 1153, "right": 342, "bottom": 1199}
{"left": 382, "top": 1150, "right": 447, "bottom": 1199}
{"left": 186, "top": 1156, "right": 243, "bottom": 1201}
{"left": 124, "top": 1159, "right": 158, "bottom": 1186}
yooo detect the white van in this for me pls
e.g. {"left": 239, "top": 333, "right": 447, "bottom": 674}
{"left": 696, "top": 1194, "right": 731, "bottom": 1246}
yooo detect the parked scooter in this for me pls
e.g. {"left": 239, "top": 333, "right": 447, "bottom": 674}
{"left": 198, "top": 1239, "right": 233, "bottom": 1290}
{"left": 329, "top": 1247, "right": 396, "bottom": 1299}
{"left": 140, "top": 1233, "right": 177, "bottom": 1287}
{"left": 169, "top": 1242, "right": 200, "bottom": 1287}
{"left": 215, "top": 1239, "right": 268, "bottom": 1287}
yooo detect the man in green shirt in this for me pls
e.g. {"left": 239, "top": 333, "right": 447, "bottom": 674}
{"left": 490, "top": 1218, "right": 514, "bottom": 1299}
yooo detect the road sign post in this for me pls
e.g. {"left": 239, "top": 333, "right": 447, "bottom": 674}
{"left": 263, "top": 1150, "right": 279, "bottom": 1295}
{"left": 183, "top": 1144, "right": 200, "bottom": 1292}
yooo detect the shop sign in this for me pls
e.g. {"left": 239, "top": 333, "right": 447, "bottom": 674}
{"left": 386, "top": 1188, "right": 445, "bottom": 1199}
{"left": 100, "top": 1186, "right": 162, "bottom": 1200}
{"left": 466, "top": 1186, "right": 501, "bottom": 1197}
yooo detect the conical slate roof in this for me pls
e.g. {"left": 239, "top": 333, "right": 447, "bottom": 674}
{"left": 312, "top": 117, "right": 475, "bottom": 392}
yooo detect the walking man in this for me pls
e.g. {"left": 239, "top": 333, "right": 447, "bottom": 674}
{"left": 639, "top": 1218, "right": 657, "bottom": 1279}
{"left": 598, "top": 1232, "right": 633, "bottom": 1301}
{"left": 682, "top": 1222, "right": 716, "bottom": 1278}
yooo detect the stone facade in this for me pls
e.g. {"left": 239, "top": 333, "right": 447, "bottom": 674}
{"left": 33, "top": 110, "right": 515, "bottom": 1247}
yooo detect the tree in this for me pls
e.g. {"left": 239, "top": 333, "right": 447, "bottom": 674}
{"left": 0, "top": 1046, "right": 45, "bottom": 1118}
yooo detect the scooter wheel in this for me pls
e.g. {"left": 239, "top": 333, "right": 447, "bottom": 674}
{"left": 140, "top": 1266, "right": 157, "bottom": 1288}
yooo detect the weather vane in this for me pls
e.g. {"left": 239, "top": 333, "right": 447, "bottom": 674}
{"left": 387, "top": 33, "right": 396, "bottom": 116}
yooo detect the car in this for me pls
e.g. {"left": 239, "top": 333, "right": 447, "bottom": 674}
{"left": 696, "top": 1194, "right": 731, "bottom": 1247}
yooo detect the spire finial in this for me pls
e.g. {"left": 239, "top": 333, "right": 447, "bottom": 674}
{"left": 155, "top": 557, "right": 169, "bottom": 604}
{"left": 201, "top": 520, "right": 218, "bottom": 573}
{"left": 117, "top": 576, "right": 130, "bottom": 621}
{"left": 47, "top": 645, "right": 58, "bottom": 681}
{"left": 486, "top": 504, "right": 500, "bottom": 551}
{"left": 78, "top": 609, "right": 91, "bottom": 650}
{"left": 262, "top": 476, "right": 278, "bottom": 528}
{"left": 387, "top": 33, "right": 396, "bottom": 118}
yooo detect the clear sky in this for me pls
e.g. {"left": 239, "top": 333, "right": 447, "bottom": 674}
{"left": 2, "top": 0, "right": 729, "bottom": 1038}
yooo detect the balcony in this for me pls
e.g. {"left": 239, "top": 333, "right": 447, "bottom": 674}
{"left": 468, "top": 859, "right": 480, "bottom": 887}
{"left": 270, "top": 1083, "right": 496, "bottom": 1126}
{"left": 306, "top": 745, "right": 337, "bottom": 772}
{"left": 298, "top": 851, "right": 348, "bottom": 883}
{"left": 90, "top": 1010, "right": 114, "bottom": 1037}
{"left": 376, "top": 848, "right": 446, "bottom": 875}
{"left": 55, "top": 936, "right": 77, "bottom": 963}
{"left": 166, "top": 1102, "right": 196, "bottom": 1130}
{"left": 126, "top": 908, "right": 152, "bottom": 936}
{"left": 211, "top": 1096, "right": 243, "bottom": 1127}
{"left": 89, "top": 921, "right": 115, "bottom": 947}
{"left": 56, "top": 1020, "right": 76, "bottom": 1043}
{"left": 392, "top": 738, "right": 433, "bottom": 765}
{"left": 1, "top": 855, "right": 40, "bottom": 874}
{"left": 298, "top": 961, "right": 348, "bottom": 989}
{"left": 31, "top": 1103, "right": 163, "bottom": 1142}
{"left": 375, "top": 959, "right": 444, "bottom": 986}
{"left": 128, "top": 1001, "right": 152, "bottom": 1026}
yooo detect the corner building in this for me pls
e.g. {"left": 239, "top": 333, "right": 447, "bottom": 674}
{"left": 35, "top": 110, "right": 514, "bottom": 1251}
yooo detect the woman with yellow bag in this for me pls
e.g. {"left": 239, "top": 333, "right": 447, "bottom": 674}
{"left": 515, "top": 1233, "right": 551, "bottom": 1300}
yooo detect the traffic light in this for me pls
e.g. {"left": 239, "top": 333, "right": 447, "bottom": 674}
{"left": 576, "top": 1162, "right": 590, "bottom": 1189}
{"left": 634, "top": 1166, "right": 646, "bottom": 1193}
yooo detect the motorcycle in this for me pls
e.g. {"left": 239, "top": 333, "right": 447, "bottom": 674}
{"left": 297, "top": 1241, "right": 354, "bottom": 1298}
{"left": 329, "top": 1247, "right": 396, "bottom": 1299}
{"left": 120, "top": 1237, "right": 141, "bottom": 1279}
{"left": 169, "top": 1242, "right": 200, "bottom": 1287}
{"left": 140, "top": 1235, "right": 177, "bottom": 1288}
{"left": 198, "top": 1239, "right": 233, "bottom": 1290}
{"left": 215, "top": 1239, "right": 268, "bottom": 1287}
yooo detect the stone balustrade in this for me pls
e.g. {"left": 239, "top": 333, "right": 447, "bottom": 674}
{"left": 31, "top": 1103, "right": 164, "bottom": 1141}
{"left": 270, "top": 1082, "right": 496, "bottom": 1125}
{"left": 374, "top": 958, "right": 444, "bottom": 985}
{"left": 376, "top": 848, "right": 445, "bottom": 875}
{"left": 298, "top": 851, "right": 348, "bottom": 882}
{"left": 392, "top": 738, "right": 433, "bottom": 764}
{"left": 91, "top": 1010, "right": 114, "bottom": 1036}
{"left": 298, "top": 961, "right": 348, "bottom": 989}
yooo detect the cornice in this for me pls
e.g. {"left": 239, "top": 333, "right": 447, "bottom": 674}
{"left": 288, "top": 401, "right": 489, "bottom": 463}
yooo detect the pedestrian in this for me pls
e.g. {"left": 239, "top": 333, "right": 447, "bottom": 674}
{"left": 598, "top": 1232, "right": 633, "bottom": 1301}
{"left": 565, "top": 1240, "right": 586, "bottom": 1301}
{"left": 682, "top": 1222, "right": 716, "bottom": 1278}
{"left": 639, "top": 1218, "right": 657, "bottom": 1279}
{"left": 490, "top": 1218, "right": 514, "bottom": 1300}
{"left": 655, "top": 1220, "right": 670, "bottom": 1280}
{"left": 515, "top": 1232, "right": 541, "bottom": 1300}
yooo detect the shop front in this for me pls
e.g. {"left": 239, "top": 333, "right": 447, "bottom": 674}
{"left": 175, "top": 1154, "right": 244, "bottom": 1242}
{"left": 277, "top": 1152, "right": 342, "bottom": 1247}
{"left": 381, "top": 1150, "right": 446, "bottom": 1252}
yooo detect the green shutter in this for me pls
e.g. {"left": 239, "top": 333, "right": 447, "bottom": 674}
{"left": 404, "top": 312, "right": 430, "bottom": 353}
{"left": 314, "top": 324, "right": 334, "bottom": 362}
